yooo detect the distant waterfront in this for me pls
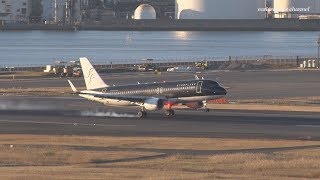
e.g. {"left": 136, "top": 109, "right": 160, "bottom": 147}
{"left": 0, "top": 31, "right": 319, "bottom": 66}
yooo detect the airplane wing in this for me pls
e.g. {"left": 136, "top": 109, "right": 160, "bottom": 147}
{"left": 80, "top": 92, "right": 166, "bottom": 103}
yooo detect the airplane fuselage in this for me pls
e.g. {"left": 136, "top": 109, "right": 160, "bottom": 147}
{"left": 71, "top": 57, "right": 228, "bottom": 117}
{"left": 80, "top": 80, "right": 227, "bottom": 108}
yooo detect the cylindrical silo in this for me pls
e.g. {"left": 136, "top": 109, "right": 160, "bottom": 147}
{"left": 175, "top": 0, "right": 266, "bottom": 19}
{"left": 42, "top": 0, "right": 81, "bottom": 23}
{"left": 274, "top": 0, "right": 320, "bottom": 18}
{"left": 134, "top": 4, "right": 156, "bottom": 20}
{"left": 274, "top": 0, "right": 291, "bottom": 18}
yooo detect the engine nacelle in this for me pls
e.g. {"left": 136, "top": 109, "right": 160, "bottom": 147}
{"left": 184, "top": 102, "right": 204, "bottom": 109}
{"left": 144, "top": 98, "right": 164, "bottom": 111}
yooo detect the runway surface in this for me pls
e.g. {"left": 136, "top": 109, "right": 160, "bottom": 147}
{"left": 0, "top": 70, "right": 319, "bottom": 140}
{"left": 0, "top": 96, "right": 319, "bottom": 140}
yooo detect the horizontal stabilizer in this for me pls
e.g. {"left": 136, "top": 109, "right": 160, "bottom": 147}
{"left": 68, "top": 80, "right": 78, "bottom": 92}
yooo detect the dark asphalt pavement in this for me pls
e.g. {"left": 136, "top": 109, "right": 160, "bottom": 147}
{"left": 1, "top": 70, "right": 320, "bottom": 100}
{"left": 0, "top": 101, "right": 319, "bottom": 140}
{"left": 0, "top": 70, "right": 319, "bottom": 140}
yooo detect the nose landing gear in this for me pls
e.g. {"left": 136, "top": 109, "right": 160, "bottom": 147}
{"left": 137, "top": 107, "right": 147, "bottom": 118}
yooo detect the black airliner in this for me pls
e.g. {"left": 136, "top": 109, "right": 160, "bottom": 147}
{"left": 68, "top": 57, "right": 227, "bottom": 118}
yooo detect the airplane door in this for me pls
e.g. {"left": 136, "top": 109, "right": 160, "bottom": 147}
{"left": 196, "top": 81, "right": 203, "bottom": 93}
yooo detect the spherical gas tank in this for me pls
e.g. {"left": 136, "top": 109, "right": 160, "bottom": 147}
{"left": 134, "top": 4, "right": 156, "bottom": 20}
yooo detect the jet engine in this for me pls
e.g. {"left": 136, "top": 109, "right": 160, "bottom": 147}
{"left": 184, "top": 102, "right": 204, "bottom": 109}
{"left": 144, "top": 98, "right": 164, "bottom": 111}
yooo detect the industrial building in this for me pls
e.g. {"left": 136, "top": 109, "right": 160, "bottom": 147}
{"left": 175, "top": 0, "right": 266, "bottom": 19}
{"left": 41, "top": 0, "right": 81, "bottom": 24}
{"left": 3, "top": 0, "right": 320, "bottom": 28}
{"left": 0, "top": 0, "right": 30, "bottom": 23}
{"left": 274, "top": 0, "right": 320, "bottom": 19}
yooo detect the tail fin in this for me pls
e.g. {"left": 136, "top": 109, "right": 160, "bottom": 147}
{"left": 79, "top": 57, "right": 108, "bottom": 90}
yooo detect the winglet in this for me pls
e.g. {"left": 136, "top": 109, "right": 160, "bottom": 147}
{"left": 68, "top": 80, "right": 78, "bottom": 92}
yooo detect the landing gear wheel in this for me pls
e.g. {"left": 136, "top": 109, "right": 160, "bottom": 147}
{"left": 202, "top": 100, "right": 209, "bottom": 113}
{"left": 165, "top": 110, "right": 172, "bottom": 116}
{"left": 165, "top": 109, "right": 175, "bottom": 117}
{"left": 137, "top": 111, "right": 147, "bottom": 118}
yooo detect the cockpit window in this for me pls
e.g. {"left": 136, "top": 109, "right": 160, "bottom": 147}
{"left": 213, "top": 82, "right": 219, "bottom": 86}
{"left": 208, "top": 81, "right": 219, "bottom": 88}
{"left": 216, "top": 82, "right": 223, "bottom": 87}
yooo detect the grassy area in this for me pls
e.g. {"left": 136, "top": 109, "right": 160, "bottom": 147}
{"left": 234, "top": 96, "right": 320, "bottom": 106}
{"left": 0, "top": 135, "right": 319, "bottom": 179}
{"left": 210, "top": 104, "right": 320, "bottom": 113}
{"left": 1, "top": 135, "right": 320, "bottom": 150}
{"left": 0, "top": 71, "right": 53, "bottom": 78}
{"left": 96, "top": 150, "right": 320, "bottom": 179}
{"left": 0, "top": 87, "right": 72, "bottom": 96}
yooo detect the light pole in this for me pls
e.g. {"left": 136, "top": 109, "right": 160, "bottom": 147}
{"left": 317, "top": 36, "right": 320, "bottom": 68}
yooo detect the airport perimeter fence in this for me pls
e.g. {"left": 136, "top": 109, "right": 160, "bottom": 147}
{"left": 0, "top": 65, "right": 45, "bottom": 72}
{"left": 0, "top": 55, "right": 317, "bottom": 72}
{"left": 94, "top": 55, "right": 314, "bottom": 69}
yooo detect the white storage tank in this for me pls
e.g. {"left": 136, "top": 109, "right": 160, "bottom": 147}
{"left": 175, "top": 0, "right": 266, "bottom": 19}
{"left": 274, "top": 0, "right": 320, "bottom": 18}
{"left": 134, "top": 4, "right": 156, "bottom": 20}
{"left": 274, "top": 0, "right": 291, "bottom": 18}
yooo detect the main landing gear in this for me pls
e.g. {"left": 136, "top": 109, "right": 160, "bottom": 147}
{"left": 203, "top": 100, "right": 210, "bottom": 112}
{"left": 137, "top": 107, "right": 147, "bottom": 118}
{"left": 164, "top": 103, "right": 175, "bottom": 117}
{"left": 165, "top": 109, "right": 175, "bottom": 117}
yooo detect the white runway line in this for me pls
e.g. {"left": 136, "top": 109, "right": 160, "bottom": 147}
{"left": 296, "top": 125, "right": 320, "bottom": 128}
{"left": 0, "top": 119, "right": 136, "bottom": 128}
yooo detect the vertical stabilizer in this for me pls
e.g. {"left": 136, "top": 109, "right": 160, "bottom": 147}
{"left": 80, "top": 57, "right": 108, "bottom": 90}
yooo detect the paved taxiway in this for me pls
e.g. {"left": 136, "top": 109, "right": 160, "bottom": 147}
{"left": 0, "top": 96, "right": 319, "bottom": 140}
{"left": 2, "top": 70, "right": 320, "bottom": 100}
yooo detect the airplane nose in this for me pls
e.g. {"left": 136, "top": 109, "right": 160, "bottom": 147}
{"left": 221, "top": 87, "right": 227, "bottom": 95}
{"left": 216, "top": 86, "right": 227, "bottom": 95}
